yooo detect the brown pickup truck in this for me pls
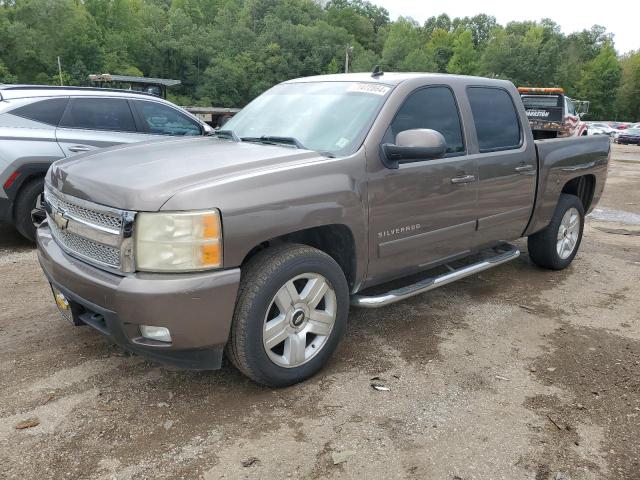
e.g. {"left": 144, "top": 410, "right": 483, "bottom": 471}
{"left": 36, "top": 72, "right": 610, "bottom": 387}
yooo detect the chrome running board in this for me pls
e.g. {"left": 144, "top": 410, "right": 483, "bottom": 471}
{"left": 351, "top": 243, "right": 520, "bottom": 308}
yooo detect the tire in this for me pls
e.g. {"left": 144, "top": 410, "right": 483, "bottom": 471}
{"left": 527, "top": 193, "right": 584, "bottom": 270}
{"left": 226, "top": 244, "right": 349, "bottom": 387}
{"left": 14, "top": 178, "right": 45, "bottom": 243}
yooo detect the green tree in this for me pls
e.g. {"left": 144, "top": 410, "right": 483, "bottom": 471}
{"left": 452, "top": 14, "right": 497, "bottom": 49}
{"left": 0, "top": 0, "right": 632, "bottom": 117}
{"left": 379, "top": 18, "right": 425, "bottom": 70}
{"left": 0, "top": 61, "right": 18, "bottom": 83}
{"left": 577, "top": 42, "right": 621, "bottom": 119}
{"left": 426, "top": 28, "right": 453, "bottom": 73}
{"left": 447, "top": 30, "right": 478, "bottom": 75}
{"left": 617, "top": 51, "right": 640, "bottom": 121}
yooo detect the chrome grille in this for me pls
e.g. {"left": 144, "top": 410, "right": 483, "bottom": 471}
{"left": 43, "top": 185, "right": 135, "bottom": 273}
{"left": 49, "top": 221, "right": 121, "bottom": 268}
{"left": 45, "top": 186, "right": 122, "bottom": 232}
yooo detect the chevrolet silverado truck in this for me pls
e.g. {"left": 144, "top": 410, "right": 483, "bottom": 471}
{"left": 36, "top": 72, "right": 610, "bottom": 387}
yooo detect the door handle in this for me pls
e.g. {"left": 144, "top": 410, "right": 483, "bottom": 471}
{"left": 68, "top": 145, "right": 91, "bottom": 153}
{"left": 450, "top": 174, "right": 476, "bottom": 184}
{"left": 515, "top": 164, "right": 534, "bottom": 173}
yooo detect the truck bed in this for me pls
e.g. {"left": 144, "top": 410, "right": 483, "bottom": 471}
{"left": 525, "top": 135, "right": 611, "bottom": 236}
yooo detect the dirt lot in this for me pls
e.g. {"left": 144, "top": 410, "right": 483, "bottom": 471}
{"left": 0, "top": 144, "right": 638, "bottom": 480}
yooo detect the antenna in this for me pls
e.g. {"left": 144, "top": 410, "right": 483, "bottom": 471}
{"left": 371, "top": 65, "right": 383, "bottom": 78}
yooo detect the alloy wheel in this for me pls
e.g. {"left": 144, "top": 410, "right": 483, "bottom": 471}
{"left": 557, "top": 207, "right": 580, "bottom": 260}
{"left": 263, "top": 273, "right": 337, "bottom": 368}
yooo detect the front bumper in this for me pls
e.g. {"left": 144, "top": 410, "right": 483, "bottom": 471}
{"left": 37, "top": 224, "right": 241, "bottom": 370}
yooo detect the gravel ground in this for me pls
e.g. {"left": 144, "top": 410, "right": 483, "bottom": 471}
{"left": 0, "top": 144, "right": 638, "bottom": 480}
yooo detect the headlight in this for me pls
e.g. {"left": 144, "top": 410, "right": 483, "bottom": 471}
{"left": 135, "top": 210, "right": 222, "bottom": 272}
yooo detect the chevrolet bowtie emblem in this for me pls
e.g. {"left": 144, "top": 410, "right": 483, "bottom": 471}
{"left": 52, "top": 207, "right": 69, "bottom": 230}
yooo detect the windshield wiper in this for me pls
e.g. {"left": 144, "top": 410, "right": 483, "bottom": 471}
{"left": 213, "top": 129, "right": 240, "bottom": 141}
{"left": 240, "top": 135, "right": 306, "bottom": 149}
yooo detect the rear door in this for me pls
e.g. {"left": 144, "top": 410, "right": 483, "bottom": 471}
{"left": 55, "top": 97, "right": 148, "bottom": 156}
{"left": 466, "top": 86, "right": 537, "bottom": 243}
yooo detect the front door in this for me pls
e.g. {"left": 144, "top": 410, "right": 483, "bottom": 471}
{"left": 366, "top": 85, "right": 478, "bottom": 283}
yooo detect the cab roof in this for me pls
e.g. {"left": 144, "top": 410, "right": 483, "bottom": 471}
{"left": 285, "top": 72, "right": 514, "bottom": 88}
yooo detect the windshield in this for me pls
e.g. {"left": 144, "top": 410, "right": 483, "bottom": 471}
{"left": 521, "top": 95, "right": 562, "bottom": 108}
{"left": 222, "top": 81, "right": 391, "bottom": 156}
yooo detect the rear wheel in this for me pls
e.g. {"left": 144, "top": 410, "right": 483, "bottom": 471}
{"left": 14, "top": 178, "right": 45, "bottom": 243}
{"left": 527, "top": 193, "right": 584, "bottom": 270}
{"left": 226, "top": 244, "right": 349, "bottom": 387}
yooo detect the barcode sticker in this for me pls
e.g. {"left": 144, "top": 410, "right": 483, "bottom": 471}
{"left": 347, "top": 83, "right": 391, "bottom": 96}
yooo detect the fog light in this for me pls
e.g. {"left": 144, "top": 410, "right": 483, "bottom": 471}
{"left": 140, "top": 325, "right": 172, "bottom": 343}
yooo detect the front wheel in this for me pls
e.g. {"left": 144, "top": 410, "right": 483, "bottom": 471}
{"left": 527, "top": 193, "right": 584, "bottom": 270}
{"left": 14, "top": 178, "right": 45, "bottom": 243}
{"left": 226, "top": 244, "right": 349, "bottom": 387}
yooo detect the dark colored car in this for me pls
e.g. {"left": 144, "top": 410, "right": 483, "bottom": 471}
{"left": 618, "top": 128, "right": 640, "bottom": 145}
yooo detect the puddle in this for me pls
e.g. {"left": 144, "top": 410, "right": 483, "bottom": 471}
{"left": 588, "top": 207, "right": 640, "bottom": 225}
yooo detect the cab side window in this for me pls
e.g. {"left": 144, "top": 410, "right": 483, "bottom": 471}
{"left": 133, "top": 101, "right": 202, "bottom": 136}
{"left": 60, "top": 97, "right": 137, "bottom": 132}
{"left": 467, "top": 87, "right": 521, "bottom": 152}
{"left": 387, "top": 86, "right": 465, "bottom": 155}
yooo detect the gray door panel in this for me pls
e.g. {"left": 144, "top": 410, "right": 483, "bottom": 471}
{"left": 0, "top": 122, "right": 64, "bottom": 197}
{"left": 55, "top": 128, "right": 148, "bottom": 157}
{"left": 474, "top": 149, "right": 537, "bottom": 242}
{"left": 465, "top": 86, "right": 537, "bottom": 243}
{"left": 367, "top": 155, "right": 478, "bottom": 281}
{"left": 365, "top": 85, "right": 479, "bottom": 283}
{"left": 55, "top": 96, "right": 148, "bottom": 157}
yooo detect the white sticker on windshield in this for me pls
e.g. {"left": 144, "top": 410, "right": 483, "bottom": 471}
{"left": 336, "top": 137, "right": 350, "bottom": 148}
{"left": 347, "top": 83, "right": 390, "bottom": 96}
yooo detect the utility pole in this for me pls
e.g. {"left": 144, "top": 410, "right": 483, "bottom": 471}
{"left": 345, "top": 46, "right": 353, "bottom": 74}
{"left": 57, "top": 56, "right": 63, "bottom": 86}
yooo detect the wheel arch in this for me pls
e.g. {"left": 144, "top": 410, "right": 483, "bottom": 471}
{"left": 239, "top": 224, "right": 359, "bottom": 292}
{"left": 561, "top": 174, "right": 596, "bottom": 212}
{"left": 3, "top": 162, "right": 50, "bottom": 222}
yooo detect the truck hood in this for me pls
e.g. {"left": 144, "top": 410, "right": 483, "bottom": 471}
{"left": 47, "top": 137, "right": 322, "bottom": 211}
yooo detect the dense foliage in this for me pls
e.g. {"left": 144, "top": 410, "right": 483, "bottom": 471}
{"left": 0, "top": 0, "right": 638, "bottom": 120}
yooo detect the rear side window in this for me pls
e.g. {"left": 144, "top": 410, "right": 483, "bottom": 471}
{"left": 467, "top": 87, "right": 521, "bottom": 152}
{"left": 10, "top": 98, "right": 69, "bottom": 126}
{"left": 60, "top": 98, "right": 136, "bottom": 132}
{"left": 133, "top": 100, "right": 202, "bottom": 136}
{"left": 388, "top": 86, "right": 465, "bottom": 155}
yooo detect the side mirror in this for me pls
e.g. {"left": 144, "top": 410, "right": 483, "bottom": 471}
{"left": 381, "top": 129, "right": 447, "bottom": 169}
{"left": 202, "top": 123, "right": 215, "bottom": 135}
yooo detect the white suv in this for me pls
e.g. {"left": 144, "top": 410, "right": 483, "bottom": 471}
{"left": 0, "top": 85, "right": 211, "bottom": 241}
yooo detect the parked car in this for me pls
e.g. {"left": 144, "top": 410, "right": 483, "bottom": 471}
{"left": 37, "top": 72, "right": 610, "bottom": 387}
{"left": 0, "top": 85, "right": 213, "bottom": 241}
{"left": 613, "top": 124, "right": 640, "bottom": 143}
{"left": 587, "top": 122, "right": 616, "bottom": 136}
{"left": 617, "top": 128, "right": 640, "bottom": 145}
